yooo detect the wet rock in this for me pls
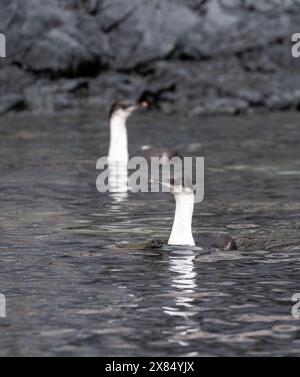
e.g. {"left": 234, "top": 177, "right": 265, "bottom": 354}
{"left": 264, "top": 90, "right": 300, "bottom": 111}
{"left": 117, "top": 239, "right": 165, "bottom": 250}
{"left": 232, "top": 0, "right": 300, "bottom": 13}
{"left": 97, "top": 0, "right": 199, "bottom": 69}
{"left": 230, "top": 89, "right": 264, "bottom": 107}
{"left": 190, "top": 97, "right": 249, "bottom": 116}
{"left": 138, "top": 84, "right": 177, "bottom": 112}
{"left": 0, "top": 66, "right": 34, "bottom": 95}
{"left": 24, "top": 78, "right": 90, "bottom": 112}
{"left": 90, "top": 72, "right": 146, "bottom": 107}
{"left": 1, "top": 0, "right": 300, "bottom": 115}
{"left": 176, "top": 4, "right": 290, "bottom": 60}
{"left": 0, "top": 94, "right": 25, "bottom": 114}
{"left": 3, "top": 0, "right": 198, "bottom": 74}
{"left": 5, "top": 0, "right": 110, "bottom": 76}
{"left": 239, "top": 51, "right": 278, "bottom": 73}
{"left": 0, "top": 0, "right": 18, "bottom": 30}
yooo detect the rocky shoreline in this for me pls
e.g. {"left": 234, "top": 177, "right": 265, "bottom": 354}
{"left": 1, "top": 0, "right": 300, "bottom": 116}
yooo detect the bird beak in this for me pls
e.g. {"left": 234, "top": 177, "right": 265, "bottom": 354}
{"left": 149, "top": 178, "right": 172, "bottom": 189}
{"left": 140, "top": 100, "right": 149, "bottom": 109}
{"left": 137, "top": 100, "right": 149, "bottom": 110}
{"left": 128, "top": 101, "right": 148, "bottom": 114}
{"left": 129, "top": 104, "right": 139, "bottom": 112}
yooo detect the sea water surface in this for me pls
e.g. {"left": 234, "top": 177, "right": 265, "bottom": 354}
{"left": 0, "top": 110, "right": 300, "bottom": 356}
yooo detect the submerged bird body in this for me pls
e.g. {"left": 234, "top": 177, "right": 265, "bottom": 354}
{"left": 194, "top": 232, "right": 237, "bottom": 251}
{"left": 138, "top": 145, "right": 181, "bottom": 162}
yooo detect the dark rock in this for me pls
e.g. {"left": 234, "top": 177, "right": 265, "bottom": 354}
{"left": 90, "top": 71, "right": 146, "bottom": 107}
{"left": 117, "top": 239, "right": 165, "bottom": 250}
{"left": 97, "top": 0, "right": 199, "bottom": 69}
{"left": 0, "top": 94, "right": 25, "bottom": 114}
{"left": 176, "top": 1, "right": 291, "bottom": 60}
{"left": 1, "top": 0, "right": 300, "bottom": 115}
{"left": 190, "top": 97, "right": 249, "bottom": 116}
{"left": 264, "top": 90, "right": 300, "bottom": 111}
{"left": 0, "top": 66, "right": 34, "bottom": 95}
{"left": 5, "top": 0, "right": 110, "bottom": 76}
{"left": 24, "top": 78, "right": 90, "bottom": 112}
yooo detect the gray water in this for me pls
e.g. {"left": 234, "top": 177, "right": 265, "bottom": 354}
{"left": 0, "top": 110, "right": 300, "bottom": 356}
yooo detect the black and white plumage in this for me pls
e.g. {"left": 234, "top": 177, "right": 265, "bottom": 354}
{"left": 121, "top": 177, "right": 237, "bottom": 251}
{"left": 164, "top": 177, "right": 237, "bottom": 250}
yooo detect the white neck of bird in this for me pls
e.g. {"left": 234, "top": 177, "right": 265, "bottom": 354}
{"left": 108, "top": 115, "right": 129, "bottom": 163}
{"left": 168, "top": 193, "right": 195, "bottom": 246}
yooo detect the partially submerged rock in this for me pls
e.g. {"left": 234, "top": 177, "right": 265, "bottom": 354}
{"left": 117, "top": 239, "right": 165, "bottom": 250}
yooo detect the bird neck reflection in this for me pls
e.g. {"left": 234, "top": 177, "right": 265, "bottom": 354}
{"left": 108, "top": 161, "right": 128, "bottom": 202}
{"left": 164, "top": 254, "right": 197, "bottom": 318}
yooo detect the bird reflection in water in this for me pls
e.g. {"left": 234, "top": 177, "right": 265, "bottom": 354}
{"left": 164, "top": 251, "right": 200, "bottom": 347}
{"left": 108, "top": 161, "right": 128, "bottom": 202}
